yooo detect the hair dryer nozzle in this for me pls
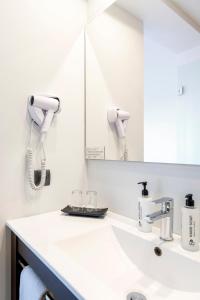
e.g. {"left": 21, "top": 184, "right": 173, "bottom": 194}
{"left": 30, "top": 95, "right": 60, "bottom": 112}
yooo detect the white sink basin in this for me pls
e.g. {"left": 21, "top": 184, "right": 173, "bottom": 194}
{"left": 56, "top": 221, "right": 200, "bottom": 300}
{"left": 7, "top": 211, "right": 200, "bottom": 300}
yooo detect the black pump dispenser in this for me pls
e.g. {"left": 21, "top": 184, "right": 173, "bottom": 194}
{"left": 185, "top": 194, "right": 195, "bottom": 208}
{"left": 138, "top": 181, "right": 149, "bottom": 197}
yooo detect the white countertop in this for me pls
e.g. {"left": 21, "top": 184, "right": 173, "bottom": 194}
{"left": 7, "top": 211, "right": 132, "bottom": 300}
{"left": 7, "top": 211, "right": 200, "bottom": 300}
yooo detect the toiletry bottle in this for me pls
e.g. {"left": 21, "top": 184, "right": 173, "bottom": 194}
{"left": 181, "top": 194, "right": 200, "bottom": 252}
{"left": 137, "top": 182, "right": 154, "bottom": 233}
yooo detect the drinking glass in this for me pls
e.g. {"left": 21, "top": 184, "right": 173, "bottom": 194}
{"left": 86, "top": 191, "right": 98, "bottom": 208}
{"left": 71, "top": 190, "right": 83, "bottom": 207}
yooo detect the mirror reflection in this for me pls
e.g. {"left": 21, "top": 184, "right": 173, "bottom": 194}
{"left": 86, "top": 0, "right": 200, "bottom": 164}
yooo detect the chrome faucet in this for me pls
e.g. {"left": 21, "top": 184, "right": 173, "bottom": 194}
{"left": 145, "top": 197, "right": 174, "bottom": 241}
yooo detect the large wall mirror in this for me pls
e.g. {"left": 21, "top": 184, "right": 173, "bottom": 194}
{"left": 86, "top": 0, "right": 200, "bottom": 165}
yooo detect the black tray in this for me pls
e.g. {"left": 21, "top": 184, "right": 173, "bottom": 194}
{"left": 61, "top": 206, "right": 108, "bottom": 218}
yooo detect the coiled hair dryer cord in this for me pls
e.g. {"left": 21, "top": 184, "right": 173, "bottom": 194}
{"left": 26, "top": 147, "right": 46, "bottom": 190}
{"left": 26, "top": 121, "right": 47, "bottom": 190}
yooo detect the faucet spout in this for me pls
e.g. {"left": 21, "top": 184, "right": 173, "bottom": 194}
{"left": 145, "top": 197, "right": 174, "bottom": 241}
{"left": 145, "top": 210, "right": 169, "bottom": 223}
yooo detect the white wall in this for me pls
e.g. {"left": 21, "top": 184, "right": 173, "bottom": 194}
{"left": 0, "top": 1, "right": 86, "bottom": 299}
{"left": 88, "top": 160, "right": 200, "bottom": 235}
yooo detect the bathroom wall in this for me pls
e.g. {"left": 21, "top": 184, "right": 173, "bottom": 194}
{"left": 88, "top": 160, "right": 200, "bottom": 235}
{"left": 0, "top": 1, "right": 86, "bottom": 299}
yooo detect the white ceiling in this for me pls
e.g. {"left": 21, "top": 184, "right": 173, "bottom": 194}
{"left": 115, "top": 0, "right": 200, "bottom": 53}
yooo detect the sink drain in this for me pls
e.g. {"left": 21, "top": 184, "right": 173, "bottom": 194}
{"left": 127, "top": 292, "right": 147, "bottom": 300}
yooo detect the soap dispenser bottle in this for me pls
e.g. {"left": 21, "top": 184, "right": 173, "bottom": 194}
{"left": 137, "top": 182, "right": 154, "bottom": 233}
{"left": 181, "top": 194, "right": 200, "bottom": 252}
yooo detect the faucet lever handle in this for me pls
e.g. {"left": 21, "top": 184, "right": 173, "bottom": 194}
{"left": 153, "top": 197, "right": 174, "bottom": 206}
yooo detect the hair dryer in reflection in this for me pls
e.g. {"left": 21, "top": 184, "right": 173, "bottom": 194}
{"left": 107, "top": 107, "right": 130, "bottom": 138}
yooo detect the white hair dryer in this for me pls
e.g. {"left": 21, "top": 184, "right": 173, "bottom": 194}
{"left": 28, "top": 95, "right": 60, "bottom": 140}
{"left": 107, "top": 107, "right": 130, "bottom": 138}
{"left": 27, "top": 95, "right": 61, "bottom": 191}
